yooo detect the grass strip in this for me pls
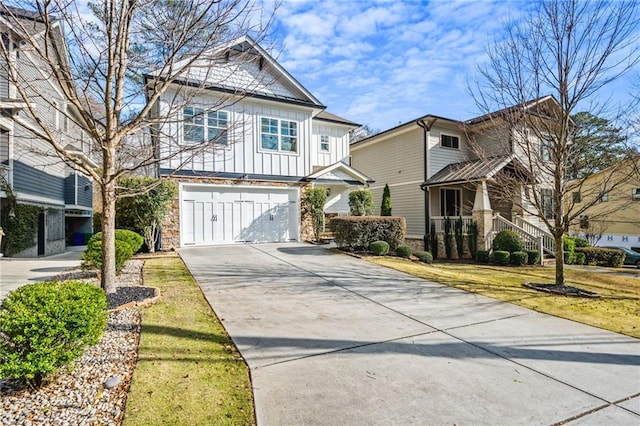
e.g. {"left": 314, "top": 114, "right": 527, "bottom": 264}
{"left": 368, "top": 258, "right": 640, "bottom": 339}
{"left": 123, "top": 257, "right": 254, "bottom": 426}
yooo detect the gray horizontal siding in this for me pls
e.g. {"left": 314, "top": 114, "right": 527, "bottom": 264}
{"left": 64, "top": 174, "right": 93, "bottom": 207}
{"left": 13, "top": 160, "right": 64, "bottom": 201}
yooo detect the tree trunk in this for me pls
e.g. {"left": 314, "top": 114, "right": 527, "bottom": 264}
{"left": 554, "top": 232, "right": 565, "bottom": 286}
{"left": 101, "top": 182, "right": 117, "bottom": 294}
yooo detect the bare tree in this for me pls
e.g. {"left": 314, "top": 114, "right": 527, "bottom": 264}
{"left": 0, "top": 0, "right": 274, "bottom": 293}
{"left": 471, "top": 0, "right": 639, "bottom": 286}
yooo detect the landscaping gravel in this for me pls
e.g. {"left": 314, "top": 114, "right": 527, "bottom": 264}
{"left": 0, "top": 259, "right": 151, "bottom": 425}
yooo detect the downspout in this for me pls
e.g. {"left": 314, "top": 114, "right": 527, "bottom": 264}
{"left": 416, "top": 117, "right": 435, "bottom": 251}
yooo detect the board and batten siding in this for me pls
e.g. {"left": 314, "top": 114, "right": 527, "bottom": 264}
{"left": 158, "top": 92, "right": 314, "bottom": 178}
{"left": 311, "top": 122, "right": 350, "bottom": 168}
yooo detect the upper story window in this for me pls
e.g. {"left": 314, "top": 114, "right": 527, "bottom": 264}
{"left": 541, "top": 188, "right": 554, "bottom": 219}
{"left": 540, "top": 137, "right": 552, "bottom": 161}
{"left": 632, "top": 188, "right": 640, "bottom": 201}
{"left": 183, "top": 107, "right": 228, "bottom": 145}
{"left": 261, "top": 117, "right": 298, "bottom": 153}
{"left": 440, "top": 134, "right": 459, "bottom": 149}
{"left": 320, "top": 135, "right": 330, "bottom": 152}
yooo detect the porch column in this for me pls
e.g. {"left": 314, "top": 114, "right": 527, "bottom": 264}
{"left": 472, "top": 180, "right": 493, "bottom": 251}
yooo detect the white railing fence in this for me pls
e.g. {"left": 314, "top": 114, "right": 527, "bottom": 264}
{"left": 488, "top": 214, "right": 544, "bottom": 263}
{"left": 514, "top": 215, "right": 555, "bottom": 255}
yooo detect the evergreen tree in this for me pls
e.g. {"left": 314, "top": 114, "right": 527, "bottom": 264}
{"left": 380, "top": 184, "right": 392, "bottom": 216}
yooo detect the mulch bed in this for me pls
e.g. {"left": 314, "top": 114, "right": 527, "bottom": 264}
{"left": 523, "top": 282, "right": 600, "bottom": 298}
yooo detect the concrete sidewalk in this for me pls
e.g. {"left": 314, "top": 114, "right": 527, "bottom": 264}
{"left": 0, "top": 247, "right": 84, "bottom": 300}
{"left": 180, "top": 243, "right": 640, "bottom": 426}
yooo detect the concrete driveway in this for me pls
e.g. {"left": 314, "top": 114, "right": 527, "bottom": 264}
{"left": 180, "top": 243, "right": 640, "bottom": 426}
{"left": 0, "top": 247, "right": 84, "bottom": 300}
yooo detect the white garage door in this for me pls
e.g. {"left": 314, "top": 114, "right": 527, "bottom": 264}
{"left": 181, "top": 185, "right": 299, "bottom": 246}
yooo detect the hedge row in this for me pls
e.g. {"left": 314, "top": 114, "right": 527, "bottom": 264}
{"left": 332, "top": 216, "right": 405, "bottom": 250}
{"left": 575, "top": 247, "right": 625, "bottom": 267}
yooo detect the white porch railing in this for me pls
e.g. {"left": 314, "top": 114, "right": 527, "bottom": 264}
{"left": 514, "top": 215, "right": 555, "bottom": 255}
{"left": 489, "top": 214, "right": 544, "bottom": 262}
{"left": 430, "top": 216, "right": 474, "bottom": 234}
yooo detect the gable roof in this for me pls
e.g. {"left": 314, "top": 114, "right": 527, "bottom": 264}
{"left": 147, "top": 35, "right": 325, "bottom": 109}
{"left": 350, "top": 96, "right": 563, "bottom": 150}
{"left": 305, "top": 161, "right": 374, "bottom": 186}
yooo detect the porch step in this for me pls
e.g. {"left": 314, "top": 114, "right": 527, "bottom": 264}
{"left": 319, "top": 231, "right": 334, "bottom": 243}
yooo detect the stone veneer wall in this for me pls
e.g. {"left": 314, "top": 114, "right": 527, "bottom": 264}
{"left": 160, "top": 176, "right": 313, "bottom": 250}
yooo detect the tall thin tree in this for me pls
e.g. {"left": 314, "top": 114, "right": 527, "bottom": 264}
{"left": 0, "top": 1, "right": 274, "bottom": 292}
{"left": 471, "top": 0, "right": 639, "bottom": 286}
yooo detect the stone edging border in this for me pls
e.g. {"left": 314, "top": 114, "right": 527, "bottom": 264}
{"left": 108, "top": 287, "right": 162, "bottom": 313}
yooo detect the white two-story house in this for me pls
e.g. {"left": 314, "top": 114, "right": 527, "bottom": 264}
{"left": 150, "top": 36, "right": 372, "bottom": 248}
{"left": 0, "top": 5, "right": 94, "bottom": 257}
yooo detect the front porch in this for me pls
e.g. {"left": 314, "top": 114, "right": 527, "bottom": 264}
{"left": 423, "top": 156, "right": 554, "bottom": 261}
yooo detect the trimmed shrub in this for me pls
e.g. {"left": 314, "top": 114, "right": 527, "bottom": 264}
{"left": 0, "top": 281, "right": 107, "bottom": 387}
{"left": 82, "top": 238, "right": 134, "bottom": 272}
{"left": 444, "top": 217, "right": 453, "bottom": 259}
{"left": 574, "top": 252, "right": 586, "bottom": 265}
{"left": 573, "top": 237, "right": 590, "bottom": 248}
{"left": 369, "top": 240, "right": 390, "bottom": 256}
{"left": 380, "top": 184, "right": 392, "bottom": 216}
{"left": 467, "top": 221, "right": 479, "bottom": 260}
{"left": 563, "top": 236, "right": 576, "bottom": 253}
{"left": 395, "top": 245, "right": 412, "bottom": 258}
{"left": 414, "top": 251, "right": 433, "bottom": 264}
{"left": 526, "top": 250, "right": 541, "bottom": 265}
{"left": 492, "top": 230, "right": 523, "bottom": 253}
{"left": 332, "top": 216, "right": 406, "bottom": 250}
{"left": 476, "top": 250, "right": 490, "bottom": 263}
{"left": 348, "top": 190, "right": 374, "bottom": 216}
{"left": 511, "top": 251, "right": 528, "bottom": 266}
{"left": 454, "top": 216, "right": 464, "bottom": 259}
{"left": 88, "top": 229, "right": 144, "bottom": 254}
{"left": 493, "top": 250, "right": 511, "bottom": 266}
{"left": 576, "top": 247, "right": 625, "bottom": 267}
{"left": 563, "top": 251, "right": 577, "bottom": 265}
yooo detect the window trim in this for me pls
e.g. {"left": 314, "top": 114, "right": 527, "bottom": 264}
{"left": 541, "top": 188, "right": 555, "bottom": 219}
{"left": 319, "top": 135, "right": 330, "bottom": 152}
{"left": 259, "top": 116, "right": 299, "bottom": 155}
{"left": 440, "top": 133, "right": 460, "bottom": 150}
{"left": 440, "top": 187, "right": 462, "bottom": 217}
{"left": 182, "top": 106, "right": 229, "bottom": 147}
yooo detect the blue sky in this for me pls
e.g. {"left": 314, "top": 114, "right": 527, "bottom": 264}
{"left": 268, "top": 0, "right": 639, "bottom": 132}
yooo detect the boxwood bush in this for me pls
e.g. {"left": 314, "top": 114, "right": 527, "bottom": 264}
{"left": 88, "top": 229, "right": 144, "bottom": 254}
{"left": 414, "top": 251, "right": 433, "bottom": 264}
{"left": 395, "top": 245, "right": 412, "bottom": 258}
{"left": 82, "top": 229, "right": 143, "bottom": 272}
{"left": 476, "top": 250, "right": 490, "bottom": 263}
{"left": 575, "top": 247, "right": 625, "bottom": 267}
{"left": 492, "top": 230, "right": 523, "bottom": 253}
{"left": 331, "top": 216, "right": 405, "bottom": 250}
{"left": 511, "top": 251, "right": 528, "bottom": 266}
{"left": 0, "top": 281, "right": 107, "bottom": 387}
{"left": 369, "top": 240, "right": 390, "bottom": 256}
{"left": 574, "top": 252, "right": 586, "bottom": 265}
{"left": 526, "top": 250, "right": 541, "bottom": 265}
{"left": 493, "top": 250, "right": 510, "bottom": 266}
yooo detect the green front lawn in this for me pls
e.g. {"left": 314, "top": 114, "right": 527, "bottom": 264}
{"left": 124, "top": 257, "right": 254, "bottom": 426}
{"left": 368, "top": 258, "right": 640, "bottom": 339}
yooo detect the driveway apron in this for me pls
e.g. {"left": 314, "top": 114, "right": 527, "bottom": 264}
{"left": 180, "top": 243, "right": 640, "bottom": 426}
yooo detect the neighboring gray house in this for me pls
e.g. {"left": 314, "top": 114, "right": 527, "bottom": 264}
{"left": 0, "top": 6, "right": 94, "bottom": 257}
{"left": 350, "top": 97, "right": 560, "bottom": 257}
